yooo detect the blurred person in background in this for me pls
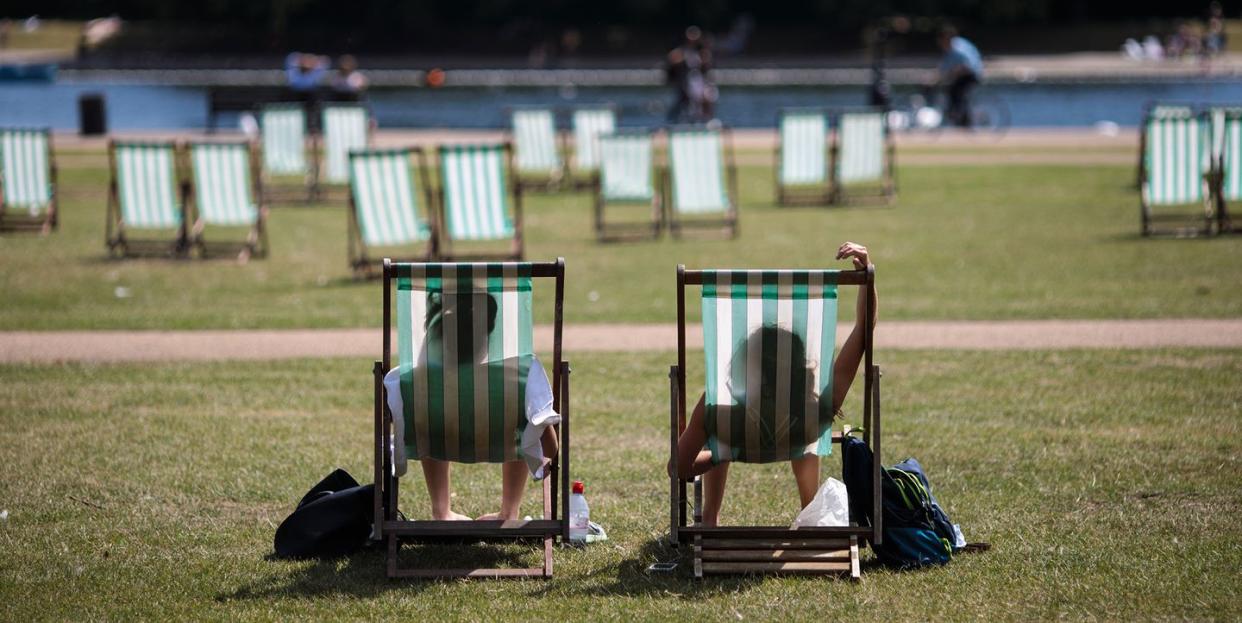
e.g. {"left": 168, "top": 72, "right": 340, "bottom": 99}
{"left": 330, "top": 54, "right": 368, "bottom": 98}
{"left": 665, "top": 26, "right": 717, "bottom": 124}
{"left": 932, "top": 25, "right": 983, "bottom": 128}
{"left": 286, "top": 52, "right": 329, "bottom": 91}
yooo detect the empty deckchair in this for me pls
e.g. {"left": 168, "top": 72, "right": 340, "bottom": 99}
{"left": 320, "top": 104, "right": 372, "bottom": 192}
{"left": 436, "top": 143, "right": 523, "bottom": 260}
{"left": 1136, "top": 103, "right": 1195, "bottom": 188}
{"left": 187, "top": 141, "right": 268, "bottom": 260}
{"left": 510, "top": 108, "right": 565, "bottom": 189}
{"left": 1210, "top": 107, "right": 1241, "bottom": 233}
{"left": 570, "top": 106, "right": 617, "bottom": 187}
{"left": 348, "top": 148, "right": 436, "bottom": 276}
{"left": 831, "top": 109, "right": 895, "bottom": 203}
{"left": 260, "top": 104, "right": 312, "bottom": 202}
{"left": 0, "top": 127, "right": 57, "bottom": 233}
{"left": 1140, "top": 110, "right": 1213, "bottom": 236}
{"left": 373, "top": 258, "right": 572, "bottom": 578}
{"left": 664, "top": 126, "right": 738, "bottom": 238}
{"left": 105, "top": 141, "right": 188, "bottom": 257}
{"left": 775, "top": 109, "right": 831, "bottom": 206}
{"left": 670, "top": 265, "right": 881, "bottom": 580}
{"left": 594, "top": 130, "right": 660, "bottom": 241}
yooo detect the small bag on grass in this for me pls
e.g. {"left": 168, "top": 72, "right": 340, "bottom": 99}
{"left": 273, "top": 469, "right": 374, "bottom": 559}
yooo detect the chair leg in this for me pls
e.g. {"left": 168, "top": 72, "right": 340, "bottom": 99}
{"left": 386, "top": 533, "right": 399, "bottom": 579}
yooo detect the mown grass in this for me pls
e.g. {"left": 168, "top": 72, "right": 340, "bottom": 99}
{"left": 1, "top": 154, "right": 1240, "bottom": 330}
{"left": 1, "top": 349, "right": 1239, "bottom": 620}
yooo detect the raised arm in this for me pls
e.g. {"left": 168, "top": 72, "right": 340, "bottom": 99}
{"left": 831, "top": 242, "right": 878, "bottom": 413}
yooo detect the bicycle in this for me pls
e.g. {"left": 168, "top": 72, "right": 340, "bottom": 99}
{"left": 888, "top": 85, "right": 1010, "bottom": 138}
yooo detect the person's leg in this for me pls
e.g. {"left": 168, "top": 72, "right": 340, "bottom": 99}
{"left": 478, "top": 460, "right": 530, "bottom": 521}
{"left": 420, "top": 458, "right": 470, "bottom": 520}
{"left": 699, "top": 462, "right": 729, "bottom": 526}
{"left": 946, "top": 77, "right": 967, "bottom": 127}
{"left": 670, "top": 394, "right": 731, "bottom": 526}
{"left": 790, "top": 454, "right": 820, "bottom": 509}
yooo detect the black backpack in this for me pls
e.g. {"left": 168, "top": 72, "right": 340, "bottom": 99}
{"left": 841, "top": 435, "right": 960, "bottom": 568}
{"left": 273, "top": 469, "right": 375, "bottom": 559}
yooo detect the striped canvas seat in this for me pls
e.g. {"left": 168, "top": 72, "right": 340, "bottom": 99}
{"left": 1143, "top": 113, "right": 1209, "bottom": 206}
{"left": 0, "top": 128, "right": 53, "bottom": 216}
{"left": 669, "top": 128, "right": 730, "bottom": 214}
{"left": 190, "top": 142, "right": 258, "bottom": 226}
{"left": 571, "top": 108, "right": 616, "bottom": 173}
{"left": 260, "top": 105, "right": 307, "bottom": 175}
{"left": 322, "top": 105, "right": 370, "bottom": 184}
{"left": 439, "top": 144, "right": 515, "bottom": 242}
{"left": 349, "top": 149, "right": 431, "bottom": 248}
{"left": 114, "top": 142, "right": 182, "bottom": 229}
{"left": 1212, "top": 108, "right": 1242, "bottom": 202}
{"left": 700, "top": 270, "right": 839, "bottom": 464}
{"left": 391, "top": 263, "right": 536, "bottom": 463}
{"left": 512, "top": 108, "right": 562, "bottom": 175}
{"left": 837, "top": 112, "right": 886, "bottom": 184}
{"left": 599, "top": 132, "right": 654, "bottom": 201}
{"left": 778, "top": 111, "right": 828, "bottom": 186}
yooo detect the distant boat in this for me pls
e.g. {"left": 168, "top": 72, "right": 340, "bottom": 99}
{"left": 0, "top": 63, "right": 57, "bottom": 82}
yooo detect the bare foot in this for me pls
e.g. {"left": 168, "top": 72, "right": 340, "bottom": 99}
{"left": 431, "top": 510, "right": 471, "bottom": 521}
{"left": 475, "top": 512, "right": 518, "bottom": 521}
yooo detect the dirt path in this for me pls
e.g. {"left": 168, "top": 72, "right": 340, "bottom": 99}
{"left": 2, "top": 319, "right": 1240, "bottom": 363}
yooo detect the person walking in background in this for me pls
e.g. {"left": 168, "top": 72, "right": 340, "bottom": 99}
{"left": 330, "top": 54, "right": 368, "bottom": 98}
{"left": 286, "top": 52, "right": 329, "bottom": 92}
{"left": 933, "top": 26, "right": 983, "bottom": 128}
{"left": 665, "top": 26, "right": 717, "bottom": 124}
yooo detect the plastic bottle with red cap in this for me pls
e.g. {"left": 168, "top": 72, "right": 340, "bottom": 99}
{"left": 569, "top": 480, "right": 589, "bottom": 543}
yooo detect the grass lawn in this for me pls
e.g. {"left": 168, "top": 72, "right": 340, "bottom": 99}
{"left": 1, "top": 156, "right": 1240, "bottom": 330}
{"left": 1, "top": 349, "right": 1239, "bottom": 619}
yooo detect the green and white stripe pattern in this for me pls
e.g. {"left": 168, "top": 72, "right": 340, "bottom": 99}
{"left": 114, "top": 142, "right": 181, "bottom": 229}
{"left": 669, "top": 128, "right": 730, "bottom": 214}
{"left": 190, "top": 142, "right": 257, "bottom": 226}
{"left": 512, "top": 108, "right": 561, "bottom": 173}
{"left": 571, "top": 108, "right": 616, "bottom": 172}
{"left": 837, "top": 112, "right": 886, "bottom": 184}
{"left": 322, "top": 105, "right": 370, "bottom": 184}
{"left": 599, "top": 132, "right": 654, "bottom": 201}
{"left": 701, "top": 270, "right": 839, "bottom": 464}
{"left": 260, "top": 105, "right": 307, "bottom": 175}
{"left": 394, "top": 262, "right": 535, "bottom": 463}
{"left": 1212, "top": 109, "right": 1242, "bottom": 201}
{"left": 439, "top": 144, "right": 514, "bottom": 241}
{"left": 349, "top": 150, "right": 429, "bottom": 247}
{"left": 778, "top": 111, "right": 827, "bottom": 185}
{"left": 0, "top": 128, "right": 51, "bottom": 214}
{"left": 1144, "top": 113, "right": 1209, "bottom": 205}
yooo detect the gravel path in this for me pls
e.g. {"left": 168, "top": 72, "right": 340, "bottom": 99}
{"left": 2, "top": 319, "right": 1240, "bottom": 363}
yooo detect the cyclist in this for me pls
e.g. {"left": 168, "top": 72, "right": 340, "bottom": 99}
{"left": 933, "top": 25, "right": 983, "bottom": 128}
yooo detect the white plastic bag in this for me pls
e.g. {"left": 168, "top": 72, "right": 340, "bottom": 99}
{"left": 791, "top": 477, "right": 850, "bottom": 528}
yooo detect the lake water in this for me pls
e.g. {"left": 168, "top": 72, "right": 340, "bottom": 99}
{"left": 2, "top": 79, "right": 1242, "bottom": 130}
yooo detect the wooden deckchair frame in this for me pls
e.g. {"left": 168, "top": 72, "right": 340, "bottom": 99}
{"left": 774, "top": 109, "right": 833, "bottom": 207}
{"left": 663, "top": 125, "right": 739, "bottom": 239}
{"left": 374, "top": 257, "right": 571, "bottom": 579}
{"left": 312, "top": 103, "right": 375, "bottom": 201}
{"left": 1138, "top": 111, "right": 1214, "bottom": 237}
{"left": 568, "top": 104, "right": 619, "bottom": 190}
{"left": 828, "top": 108, "right": 897, "bottom": 205}
{"left": 104, "top": 139, "right": 190, "bottom": 258}
{"left": 184, "top": 139, "right": 269, "bottom": 260}
{"left": 347, "top": 147, "right": 437, "bottom": 278}
{"left": 593, "top": 129, "right": 662, "bottom": 242}
{"left": 507, "top": 106, "right": 569, "bottom": 193}
{"left": 0, "top": 127, "right": 59, "bottom": 234}
{"left": 257, "top": 102, "right": 317, "bottom": 205}
{"left": 669, "top": 264, "right": 881, "bottom": 579}
{"left": 434, "top": 142, "right": 525, "bottom": 261}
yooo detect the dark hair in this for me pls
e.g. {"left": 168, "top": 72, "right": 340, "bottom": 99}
{"left": 938, "top": 25, "right": 958, "bottom": 39}
{"left": 725, "top": 325, "right": 809, "bottom": 400}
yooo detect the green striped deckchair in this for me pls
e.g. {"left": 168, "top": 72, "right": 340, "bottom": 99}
{"left": 775, "top": 109, "right": 830, "bottom": 205}
{"left": 374, "top": 259, "right": 571, "bottom": 578}
{"left": 348, "top": 149, "right": 434, "bottom": 275}
{"left": 188, "top": 141, "right": 267, "bottom": 259}
{"left": 594, "top": 130, "right": 659, "bottom": 240}
{"left": 832, "top": 110, "right": 894, "bottom": 203}
{"left": 0, "top": 127, "right": 57, "bottom": 233}
{"left": 665, "top": 127, "right": 738, "bottom": 238}
{"left": 511, "top": 108, "right": 564, "bottom": 188}
{"left": 105, "top": 141, "right": 188, "bottom": 256}
{"left": 260, "top": 104, "right": 309, "bottom": 178}
{"left": 437, "top": 144, "right": 522, "bottom": 260}
{"left": 570, "top": 107, "right": 616, "bottom": 181}
{"left": 1136, "top": 104, "right": 1195, "bottom": 188}
{"left": 670, "top": 266, "right": 881, "bottom": 579}
{"left": 321, "top": 104, "right": 371, "bottom": 186}
{"left": 1141, "top": 111, "right": 1212, "bottom": 236}
{"left": 1211, "top": 107, "right": 1242, "bottom": 233}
